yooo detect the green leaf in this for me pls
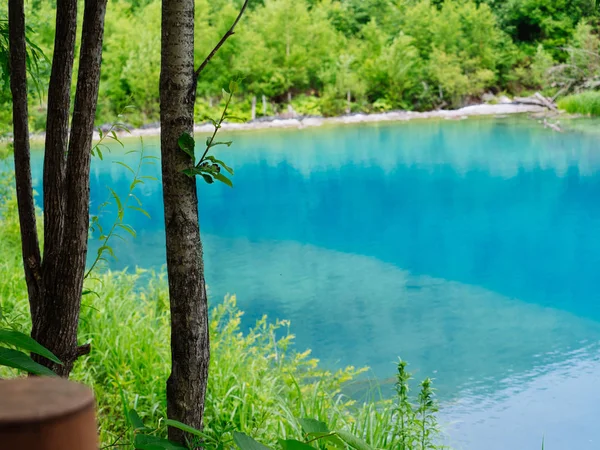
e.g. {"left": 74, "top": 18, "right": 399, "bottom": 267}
{"left": 279, "top": 439, "right": 315, "bottom": 450}
{"left": 127, "top": 409, "right": 146, "bottom": 431}
{"left": 113, "top": 161, "right": 135, "bottom": 175}
{"left": 307, "top": 432, "right": 345, "bottom": 449}
{"left": 201, "top": 173, "right": 214, "bottom": 184}
{"left": 82, "top": 290, "right": 100, "bottom": 299}
{"left": 233, "top": 432, "right": 273, "bottom": 450}
{"left": 0, "top": 329, "right": 62, "bottom": 364}
{"left": 108, "top": 187, "right": 124, "bottom": 221}
{"left": 229, "top": 80, "right": 239, "bottom": 93}
{"left": 178, "top": 132, "right": 195, "bottom": 158}
{"left": 165, "top": 419, "right": 204, "bottom": 438}
{"left": 208, "top": 140, "right": 233, "bottom": 149}
{"left": 117, "top": 223, "right": 137, "bottom": 238}
{"left": 128, "top": 206, "right": 151, "bottom": 218}
{"left": 212, "top": 172, "right": 233, "bottom": 187}
{"left": 299, "top": 419, "right": 329, "bottom": 435}
{"left": 224, "top": 114, "right": 247, "bottom": 123}
{"left": 95, "top": 147, "right": 104, "bottom": 160}
{"left": 130, "top": 179, "right": 145, "bottom": 190}
{"left": 98, "top": 245, "right": 116, "bottom": 259}
{"left": 335, "top": 431, "right": 374, "bottom": 450}
{"left": 134, "top": 434, "right": 188, "bottom": 450}
{"left": 182, "top": 168, "right": 199, "bottom": 178}
{"left": 0, "top": 347, "right": 56, "bottom": 376}
{"left": 205, "top": 156, "right": 234, "bottom": 175}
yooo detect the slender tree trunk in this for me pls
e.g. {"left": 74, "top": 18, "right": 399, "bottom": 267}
{"left": 10, "top": 0, "right": 108, "bottom": 377}
{"left": 42, "top": 0, "right": 77, "bottom": 275}
{"left": 8, "top": 0, "right": 42, "bottom": 307}
{"left": 161, "top": 0, "right": 209, "bottom": 443}
{"left": 32, "top": 0, "right": 109, "bottom": 377}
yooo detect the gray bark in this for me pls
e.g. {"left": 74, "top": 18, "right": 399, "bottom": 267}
{"left": 161, "top": 0, "right": 209, "bottom": 443}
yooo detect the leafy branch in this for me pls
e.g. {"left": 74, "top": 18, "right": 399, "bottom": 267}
{"left": 86, "top": 140, "right": 157, "bottom": 280}
{"left": 91, "top": 108, "right": 134, "bottom": 160}
{"left": 178, "top": 81, "right": 238, "bottom": 187}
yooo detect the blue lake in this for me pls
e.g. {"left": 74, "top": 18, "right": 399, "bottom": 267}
{"left": 30, "top": 117, "right": 600, "bottom": 449}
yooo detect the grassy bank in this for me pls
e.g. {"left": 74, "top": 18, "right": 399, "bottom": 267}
{"left": 557, "top": 92, "right": 600, "bottom": 116}
{"left": 0, "top": 177, "right": 441, "bottom": 448}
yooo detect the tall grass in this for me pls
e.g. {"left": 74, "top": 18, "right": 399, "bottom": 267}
{"left": 0, "top": 187, "right": 441, "bottom": 449}
{"left": 557, "top": 91, "right": 600, "bottom": 116}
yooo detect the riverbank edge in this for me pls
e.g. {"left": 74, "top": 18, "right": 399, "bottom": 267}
{"left": 13, "top": 103, "right": 551, "bottom": 142}
{"left": 128, "top": 103, "right": 550, "bottom": 137}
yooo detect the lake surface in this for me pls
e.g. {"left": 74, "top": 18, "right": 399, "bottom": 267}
{"left": 30, "top": 117, "right": 600, "bottom": 449}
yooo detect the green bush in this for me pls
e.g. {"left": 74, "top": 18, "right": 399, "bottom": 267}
{"left": 557, "top": 91, "right": 600, "bottom": 115}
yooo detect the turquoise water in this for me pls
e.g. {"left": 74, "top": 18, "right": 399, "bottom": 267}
{"left": 30, "top": 117, "right": 600, "bottom": 449}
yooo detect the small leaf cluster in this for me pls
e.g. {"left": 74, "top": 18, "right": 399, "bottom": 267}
{"left": 91, "top": 108, "right": 134, "bottom": 160}
{"left": 178, "top": 81, "right": 239, "bottom": 187}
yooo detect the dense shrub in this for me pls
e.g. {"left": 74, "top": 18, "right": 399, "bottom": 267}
{"left": 557, "top": 91, "right": 600, "bottom": 115}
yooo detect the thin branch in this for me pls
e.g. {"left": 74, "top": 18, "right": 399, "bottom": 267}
{"left": 193, "top": 0, "right": 249, "bottom": 79}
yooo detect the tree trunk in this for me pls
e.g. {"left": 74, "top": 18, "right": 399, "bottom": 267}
{"left": 161, "top": 0, "right": 210, "bottom": 443}
{"left": 10, "top": 0, "right": 108, "bottom": 377}
{"left": 42, "top": 0, "right": 77, "bottom": 273}
{"left": 32, "top": 0, "right": 109, "bottom": 377}
{"left": 8, "top": 0, "right": 42, "bottom": 307}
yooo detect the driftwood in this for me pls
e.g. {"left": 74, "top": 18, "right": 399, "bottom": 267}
{"left": 513, "top": 92, "right": 558, "bottom": 111}
{"left": 543, "top": 118, "right": 563, "bottom": 132}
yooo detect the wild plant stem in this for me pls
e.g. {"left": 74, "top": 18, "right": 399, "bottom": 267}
{"left": 197, "top": 91, "right": 234, "bottom": 165}
{"left": 85, "top": 145, "right": 146, "bottom": 279}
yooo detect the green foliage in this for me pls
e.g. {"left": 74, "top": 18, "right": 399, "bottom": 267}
{"left": 557, "top": 90, "right": 600, "bottom": 115}
{"left": 180, "top": 83, "right": 237, "bottom": 187}
{"left": 0, "top": 329, "right": 61, "bottom": 376}
{"left": 87, "top": 117, "right": 157, "bottom": 282}
{"left": 485, "top": 0, "right": 598, "bottom": 57}
{"left": 5, "top": 0, "right": 600, "bottom": 128}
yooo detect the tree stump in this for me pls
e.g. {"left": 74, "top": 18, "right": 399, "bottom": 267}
{"left": 0, "top": 377, "right": 97, "bottom": 449}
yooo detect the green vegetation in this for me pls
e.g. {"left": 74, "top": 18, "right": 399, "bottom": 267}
{"left": 2, "top": 0, "right": 600, "bottom": 134}
{"left": 558, "top": 91, "right": 600, "bottom": 115}
{"left": 0, "top": 185, "right": 441, "bottom": 448}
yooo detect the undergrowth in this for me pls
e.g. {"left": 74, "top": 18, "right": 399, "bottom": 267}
{"left": 557, "top": 91, "right": 600, "bottom": 116}
{"left": 0, "top": 183, "right": 441, "bottom": 449}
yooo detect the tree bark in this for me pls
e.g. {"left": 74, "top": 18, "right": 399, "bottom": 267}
{"left": 42, "top": 0, "right": 77, "bottom": 276}
{"left": 30, "top": 0, "right": 109, "bottom": 377}
{"left": 8, "top": 0, "right": 42, "bottom": 306}
{"left": 161, "top": 0, "right": 210, "bottom": 443}
{"left": 9, "top": 0, "right": 108, "bottom": 378}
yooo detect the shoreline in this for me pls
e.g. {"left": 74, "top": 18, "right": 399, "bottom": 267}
{"left": 126, "top": 103, "right": 549, "bottom": 138}
{"left": 10, "top": 103, "right": 552, "bottom": 142}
